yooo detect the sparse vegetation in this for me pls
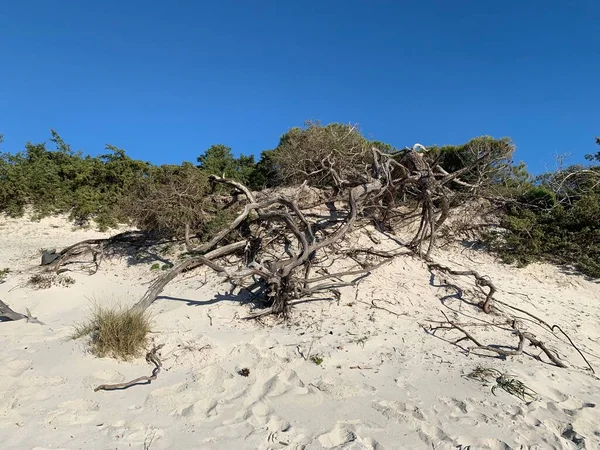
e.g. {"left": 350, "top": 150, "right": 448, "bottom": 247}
{"left": 28, "top": 273, "right": 75, "bottom": 289}
{"left": 72, "top": 305, "right": 152, "bottom": 359}
{"left": 466, "top": 367, "right": 537, "bottom": 402}
{"left": 310, "top": 354, "right": 324, "bottom": 366}
{"left": 0, "top": 268, "right": 9, "bottom": 284}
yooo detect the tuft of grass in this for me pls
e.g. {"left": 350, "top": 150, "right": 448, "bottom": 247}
{"left": 150, "top": 263, "right": 160, "bottom": 270}
{"left": 72, "top": 305, "right": 152, "bottom": 360}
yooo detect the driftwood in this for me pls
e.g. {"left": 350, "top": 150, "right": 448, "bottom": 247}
{"left": 94, "top": 345, "right": 163, "bottom": 392}
{"left": 0, "top": 299, "right": 42, "bottom": 324}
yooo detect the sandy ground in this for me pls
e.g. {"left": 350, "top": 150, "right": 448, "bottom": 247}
{"left": 1, "top": 214, "right": 600, "bottom": 450}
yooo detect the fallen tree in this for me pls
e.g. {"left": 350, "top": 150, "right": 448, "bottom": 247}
{"left": 54, "top": 141, "right": 512, "bottom": 318}
{"left": 127, "top": 142, "right": 508, "bottom": 317}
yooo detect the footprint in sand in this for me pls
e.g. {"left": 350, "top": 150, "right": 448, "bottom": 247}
{"left": 373, "top": 400, "right": 426, "bottom": 422}
{"left": 317, "top": 423, "right": 380, "bottom": 449}
{"left": 318, "top": 424, "right": 356, "bottom": 448}
{"left": 180, "top": 397, "right": 219, "bottom": 419}
{"left": 0, "top": 359, "right": 32, "bottom": 377}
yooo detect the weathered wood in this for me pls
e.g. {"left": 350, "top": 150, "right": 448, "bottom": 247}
{"left": 0, "top": 299, "right": 42, "bottom": 324}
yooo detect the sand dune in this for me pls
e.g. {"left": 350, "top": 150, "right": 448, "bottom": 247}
{"left": 1, "top": 214, "right": 599, "bottom": 449}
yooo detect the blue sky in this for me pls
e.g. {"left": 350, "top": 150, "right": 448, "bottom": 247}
{"left": 1, "top": 0, "right": 598, "bottom": 173}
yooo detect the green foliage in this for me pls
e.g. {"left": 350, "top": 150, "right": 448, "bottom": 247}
{"left": 0, "top": 268, "right": 9, "bottom": 283}
{"left": 2, "top": 127, "right": 598, "bottom": 280}
{"left": 246, "top": 150, "right": 281, "bottom": 190}
{"left": 309, "top": 354, "right": 324, "bottom": 365}
{"left": 0, "top": 131, "right": 151, "bottom": 228}
{"left": 518, "top": 186, "right": 557, "bottom": 209}
{"left": 584, "top": 137, "right": 600, "bottom": 162}
{"left": 487, "top": 159, "right": 600, "bottom": 278}
{"left": 429, "top": 136, "right": 516, "bottom": 189}
{"left": 197, "top": 144, "right": 256, "bottom": 184}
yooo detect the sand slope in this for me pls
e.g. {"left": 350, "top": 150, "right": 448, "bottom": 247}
{"left": 1, "top": 214, "right": 599, "bottom": 449}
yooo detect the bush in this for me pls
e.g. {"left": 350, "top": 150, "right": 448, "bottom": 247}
{"left": 121, "top": 163, "right": 212, "bottom": 237}
{"left": 197, "top": 144, "right": 256, "bottom": 185}
{"left": 72, "top": 305, "right": 152, "bottom": 359}
{"left": 486, "top": 162, "right": 600, "bottom": 278}
{"left": 0, "top": 131, "right": 151, "bottom": 229}
{"left": 517, "top": 186, "right": 557, "bottom": 209}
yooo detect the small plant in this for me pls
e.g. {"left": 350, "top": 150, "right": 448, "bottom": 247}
{"left": 28, "top": 274, "right": 54, "bottom": 289}
{"left": 56, "top": 275, "right": 75, "bottom": 287}
{"left": 0, "top": 268, "right": 9, "bottom": 283}
{"left": 71, "top": 305, "right": 152, "bottom": 360}
{"left": 161, "top": 263, "right": 173, "bottom": 270}
{"left": 466, "top": 366, "right": 537, "bottom": 401}
{"left": 310, "top": 354, "right": 324, "bottom": 366}
{"left": 28, "top": 273, "right": 75, "bottom": 289}
{"left": 150, "top": 263, "right": 160, "bottom": 270}
{"left": 237, "top": 368, "right": 250, "bottom": 377}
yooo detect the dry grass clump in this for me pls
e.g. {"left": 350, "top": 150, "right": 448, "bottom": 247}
{"left": 72, "top": 305, "right": 152, "bottom": 360}
{"left": 28, "top": 273, "right": 75, "bottom": 289}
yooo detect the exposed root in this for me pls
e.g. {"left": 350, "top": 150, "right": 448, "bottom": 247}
{"left": 426, "top": 312, "right": 568, "bottom": 369}
{"left": 428, "top": 263, "right": 497, "bottom": 313}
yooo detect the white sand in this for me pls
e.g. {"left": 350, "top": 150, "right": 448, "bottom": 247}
{"left": 1, "top": 214, "right": 599, "bottom": 449}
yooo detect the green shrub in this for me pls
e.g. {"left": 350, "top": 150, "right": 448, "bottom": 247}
{"left": 517, "top": 186, "right": 557, "bottom": 209}
{"left": 0, "top": 131, "right": 151, "bottom": 227}
{"left": 486, "top": 163, "right": 600, "bottom": 278}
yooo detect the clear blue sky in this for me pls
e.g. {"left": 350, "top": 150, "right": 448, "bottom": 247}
{"left": 1, "top": 0, "right": 598, "bottom": 173}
